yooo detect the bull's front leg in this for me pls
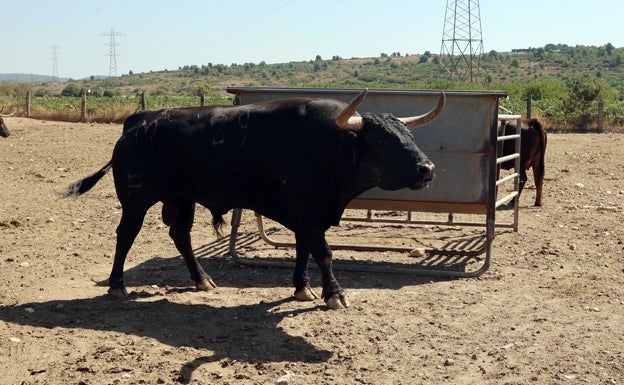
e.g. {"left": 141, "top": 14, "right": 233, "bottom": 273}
{"left": 295, "top": 230, "right": 349, "bottom": 309}
{"left": 292, "top": 234, "right": 318, "bottom": 301}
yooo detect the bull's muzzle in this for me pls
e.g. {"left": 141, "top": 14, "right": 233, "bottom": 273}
{"left": 417, "top": 159, "right": 435, "bottom": 182}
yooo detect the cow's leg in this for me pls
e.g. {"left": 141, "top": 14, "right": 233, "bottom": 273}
{"left": 514, "top": 169, "right": 528, "bottom": 206}
{"left": 297, "top": 230, "right": 348, "bottom": 309}
{"left": 164, "top": 199, "right": 216, "bottom": 291}
{"left": 108, "top": 205, "right": 149, "bottom": 298}
{"left": 292, "top": 233, "right": 319, "bottom": 301}
{"left": 531, "top": 162, "right": 544, "bottom": 207}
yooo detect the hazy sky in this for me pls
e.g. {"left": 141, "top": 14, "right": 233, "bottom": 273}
{"left": 2, "top": 0, "right": 622, "bottom": 79}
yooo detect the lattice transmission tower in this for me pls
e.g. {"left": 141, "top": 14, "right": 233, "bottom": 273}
{"left": 439, "top": 0, "right": 484, "bottom": 83}
{"left": 102, "top": 28, "right": 122, "bottom": 77}
{"left": 51, "top": 45, "right": 60, "bottom": 80}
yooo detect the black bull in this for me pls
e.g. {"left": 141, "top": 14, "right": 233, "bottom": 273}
{"left": 0, "top": 117, "right": 10, "bottom": 138}
{"left": 1, "top": 107, "right": 15, "bottom": 137}
{"left": 65, "top": 90, "right": 445, "bottom": 309}
{"left": 499, "top": 118, "right": 547, "bottom": 206}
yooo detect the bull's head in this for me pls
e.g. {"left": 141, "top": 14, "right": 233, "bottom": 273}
{"left": 0, "top": 107, "right": 15, "bottom": 138}
{"left": 334, "top": 89, "right": 445, "bottom": 191}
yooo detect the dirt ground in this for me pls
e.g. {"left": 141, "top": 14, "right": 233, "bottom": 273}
{"left": 0, "top": 117, "right": 622, "bottom": 385}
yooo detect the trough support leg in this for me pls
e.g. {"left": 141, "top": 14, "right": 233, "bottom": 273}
{"left": 228, "top": 208, "right": 243, "bottom": 263}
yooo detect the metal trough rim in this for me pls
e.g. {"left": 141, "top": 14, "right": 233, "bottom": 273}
{"left": 226, "top": 86, "right": 508, "bottom": 99}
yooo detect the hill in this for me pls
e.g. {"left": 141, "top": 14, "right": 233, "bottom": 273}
{"left": 3, "top": 43, "right": 623, "bottom": 101}
{"left": 2, "top": 43, "right": 624, "bottom": 130}
{"left": 0, "top": 73, "right": 65, "bottom": 83}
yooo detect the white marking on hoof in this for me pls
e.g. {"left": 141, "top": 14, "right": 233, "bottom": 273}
{"left": 294, "top": 287, "right": 318, "bottom": 301}
{"left": 108, "top": 287, "right": 128, "bottom": 299}
{"left": 325, "top": 295, "right": 350, "bottom": 309}
{"left": 196, "top": 279, "right": 217, "bottom": 291}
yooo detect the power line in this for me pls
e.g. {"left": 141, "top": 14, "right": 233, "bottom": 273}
{"left": 101, "top": 28, "right": 123, "bottom": 77}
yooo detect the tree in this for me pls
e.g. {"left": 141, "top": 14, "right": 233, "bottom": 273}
{"left": 563, "top": 74, "right": 602, "bottom": 130}
{"left": 196, "top": 83, "right": 211, "bottom": 96}
{"left": 60, "top": 83, "right": 81, "bottom": 97}
{"left": 605, "top": 42, "right": 614, "bottom": 55}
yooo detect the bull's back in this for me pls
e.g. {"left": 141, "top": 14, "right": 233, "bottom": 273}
{"left": 112, "top": 106, "right": 301, "bottom": 203}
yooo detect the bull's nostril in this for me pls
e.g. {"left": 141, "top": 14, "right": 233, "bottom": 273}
{"left": 418, "top": 162, "right": 435, "bottom": 179}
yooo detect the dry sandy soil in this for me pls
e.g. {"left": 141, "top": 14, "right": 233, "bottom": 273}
{"left": 0, "top": 117, "right": 622, "bottom": 385}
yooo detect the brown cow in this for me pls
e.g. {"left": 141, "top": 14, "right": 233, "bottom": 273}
{"left": 499, "top": 118, "right": 547, "bottom": 206}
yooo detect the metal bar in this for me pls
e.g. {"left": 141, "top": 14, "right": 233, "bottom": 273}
{"left": 497, "top": 114, "right": 521, "bottom": 120}
{"left": 512, "top": 117, "right": 521, "bottom": 231}
{"left": 496, "top": 192, "right": 519, "bottom": 208}
{"left": 255, "top": 212, "right": 492, "bottom": 254}
{"left": 497, "top": 133, "right": 520, "bottom": 141}
{"left": 496, "top": 173, "right": 518, "bottom": 186}
{"left": 497, "top": 153, "right": 519, "bottom": 164}
{"left": 226, "top": 208, "right": 492, "bottom": 276}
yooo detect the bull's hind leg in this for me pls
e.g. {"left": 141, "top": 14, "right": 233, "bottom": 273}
{"left": 163, "top": 199, "right": 216, "bottom": 291}
{"left": 109, "top": 205, "right": 150, "bottom": 298}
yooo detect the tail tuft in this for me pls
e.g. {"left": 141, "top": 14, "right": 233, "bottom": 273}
{"left": 63, "top": 180, "right": 84, "bottom": 197}
{"left": 62, "top": 162, "right": 112, "bottom": 198}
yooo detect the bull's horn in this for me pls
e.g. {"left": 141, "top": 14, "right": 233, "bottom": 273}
{"left": 0, "top": 107, "right": 17, "bottom": 117}
{"left": 335, "top": 88, "right": 368, "bottom": 131}
{"left": 398, "top": 92, "right": 446, "bottom": 128}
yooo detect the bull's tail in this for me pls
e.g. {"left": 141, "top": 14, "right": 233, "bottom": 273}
{"left": 533, "top": 120, "right": 547, "bottom": 206}
{"left": 209, "top": 208, "right": 228, "bottom": 238}
{"left": 537, "top": 124, "right": 547, "bottom": 177}
{"left": 63, "top": 161, "right": 113, "bottom": 197}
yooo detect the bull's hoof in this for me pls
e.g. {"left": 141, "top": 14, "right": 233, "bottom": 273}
{"left": 325, "top": 294, "right": 350, "bottom": 309}
{"left": 108, "top": 286, "right": 128, "bottom": 299}
{"left": 294, "top": 287, "right": 319, "bottom": 301}
{"left": 196, "top": 278, "right": 217, "bottom": 291}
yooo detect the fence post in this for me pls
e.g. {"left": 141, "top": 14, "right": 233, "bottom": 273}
{"left": 200, "top": 91, "right": 205, "bottom": 107}
{"left": 526, "top": 92, "right": 532, "bottom": 119}
{"left": 141, "top": 92, "right": 146, "bottom": 110}
{"left": 79, "top": 90, "right": 87, "bottom": 122}
{"left": 597, "top": 95, "right": 604, "bottom": 133}
{"left": 26, "top": 90, "right": 31, "bottom": 118}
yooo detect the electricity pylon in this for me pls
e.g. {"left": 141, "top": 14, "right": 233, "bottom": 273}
{"left": 439, "top": 0, "right": 484, "bottom": 83}
{"left": 102, "top": 28, "right": 122, "bottom": 77}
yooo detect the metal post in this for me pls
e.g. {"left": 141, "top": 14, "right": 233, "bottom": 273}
{"left": 79, "top": 90, "right": 87, "bottom": 122}
{"left": 598, "top": 95, "right": 604, "bottom": 133}
{"left": 26, "top": 91, "right": 31, "bottom": 118}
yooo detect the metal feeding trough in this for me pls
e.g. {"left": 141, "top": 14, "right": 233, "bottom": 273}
{"left": 223, "top": 87, "right": 521, "bottom": 278}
